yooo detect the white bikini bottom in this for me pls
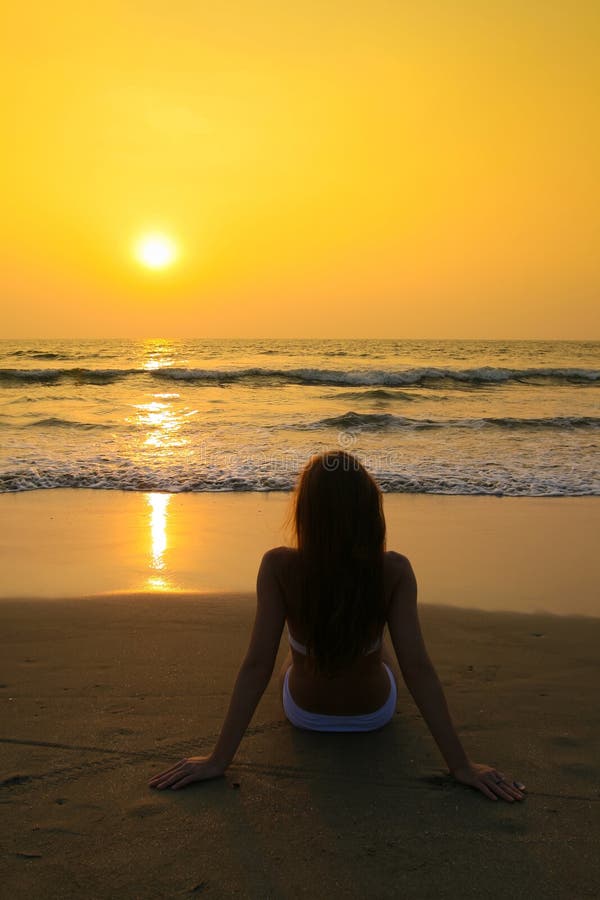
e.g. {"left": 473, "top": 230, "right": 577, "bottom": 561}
{"left": 282, "top": 663, "right": 397, "bottom": 732}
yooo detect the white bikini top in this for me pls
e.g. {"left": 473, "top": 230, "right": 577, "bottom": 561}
{"left": 286, "top": 624, "right": 382, "bottom": 656}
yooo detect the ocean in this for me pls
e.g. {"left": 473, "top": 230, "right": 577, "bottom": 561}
{"left": 0, "top": 338, "right": 598, "bottom": 496}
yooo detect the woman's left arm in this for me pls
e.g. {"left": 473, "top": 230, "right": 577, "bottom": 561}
{"left": 149, "top": 549, "right": 286, "bottom": 790}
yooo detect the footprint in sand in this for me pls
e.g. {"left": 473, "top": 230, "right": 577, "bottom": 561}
{"left": 61, "top": 802, "right": 106, "bottom": 824}
{"left": 1, "top": 773, "right": 33, "bottom": 787}
{"left": 101, "top": 726, "right": 136, "bottom": 738}
{"left": 32, "top": 825, "right": 83, "bottom": 837}
{"left": 551, "top": 734, "right": 582, "bottom": 748}
{"left": 418, "top": 775, "right": 450, "bottom": 789}
{"left": 126, "top": 801, "right": 165, "bottom": 818}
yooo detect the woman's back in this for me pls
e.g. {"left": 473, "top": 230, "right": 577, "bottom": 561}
{"left": 273, "top": 546, "right": 403, "bottom": 715}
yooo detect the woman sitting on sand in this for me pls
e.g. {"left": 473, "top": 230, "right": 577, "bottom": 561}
{"left": 150, "top": 450, "right": 525, "bottom": 802}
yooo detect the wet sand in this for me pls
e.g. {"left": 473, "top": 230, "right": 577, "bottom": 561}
{"left": 1, "top": 593, "right": 599, "bottom": 899}
{"left": 0, "top": 490, "right": 598, "bottom": 615}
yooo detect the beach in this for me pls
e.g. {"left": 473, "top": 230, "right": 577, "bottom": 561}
{"left": 1, "top": 491, "right": 599, "bottom": 898}
{"left": 3, "top": 0, "right": 599, "bottom": 889}
{"left": 2, "top": 595, "right": 599, "bottom": 898}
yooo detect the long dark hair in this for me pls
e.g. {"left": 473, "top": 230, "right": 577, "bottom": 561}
{"left": 291, "top": 450, "right": 387, "bottom": 676}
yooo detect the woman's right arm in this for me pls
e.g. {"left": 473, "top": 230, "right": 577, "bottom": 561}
{"left": 386, "top": 553, "right": 525, "bottom": 803}
{"left": 148, "top": 549, "right": 286, "bottom": 791}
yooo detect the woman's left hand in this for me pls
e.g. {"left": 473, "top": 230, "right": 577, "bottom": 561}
{"left": 451, "top": 761, "right": 526, "bottom": 802}
{"left": 148, "top": 755, "right": 225, "bottom": 790}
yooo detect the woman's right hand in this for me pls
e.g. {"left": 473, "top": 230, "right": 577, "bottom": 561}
{"left": 148, "top": 754, "right": 226, "bottom": 791}
{"left": 451, "top": 761, "right": 526, "bottom": 802}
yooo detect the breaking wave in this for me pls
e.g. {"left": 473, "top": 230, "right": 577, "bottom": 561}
{"left": 296, "top": 412, "right": 600, "bottom": 432}
{"left": 1, "top": 365, "right": 598, "bottom": 388}
{"left": 1, "top": 463, "right": 596, "bottom": 496}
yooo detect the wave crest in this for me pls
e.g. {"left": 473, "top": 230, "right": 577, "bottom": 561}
{"left": 297, "top": 412, "right": 600, "bottom": 432}
{"left": 1, "top": 365, "right": 598, "bottom": 388}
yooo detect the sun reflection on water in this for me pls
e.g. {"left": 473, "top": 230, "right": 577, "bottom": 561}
{"left": 136, "top": 342, "right": 191, "bottom": 591}
{"left": 134, "top": 400, "right": 190, "bottom": 449}
{"left": 142, "top": 338, "right": 176, "bottom": 371}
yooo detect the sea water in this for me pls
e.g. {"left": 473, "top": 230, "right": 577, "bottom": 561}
{"left": 0, "top": 338, "right": 598, "bottom": 496}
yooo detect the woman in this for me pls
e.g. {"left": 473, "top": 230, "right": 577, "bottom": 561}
{"left": 149, "top": 451, "right": 525, "bottom": 802}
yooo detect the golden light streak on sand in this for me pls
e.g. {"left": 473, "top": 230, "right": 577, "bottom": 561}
{"left": 146, "top": 492, "right": 176, "bottom": 591}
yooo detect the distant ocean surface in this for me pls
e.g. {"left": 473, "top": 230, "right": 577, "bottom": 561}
{"left": 0, "top": 339, "right": 598, "bottom": 496}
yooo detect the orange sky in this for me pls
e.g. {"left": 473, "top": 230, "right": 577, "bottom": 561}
{"left": 2, "top": 1, "right": 599, "bottom": 338}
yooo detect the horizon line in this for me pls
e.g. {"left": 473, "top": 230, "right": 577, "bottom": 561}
{"left": 1, "top": 336, "right": 599, "bottom": 343}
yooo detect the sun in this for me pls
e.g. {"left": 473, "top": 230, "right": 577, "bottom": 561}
{"left": 135, "top": 234, "right": 178, "bottom": 270}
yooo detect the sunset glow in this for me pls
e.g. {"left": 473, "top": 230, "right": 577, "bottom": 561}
{"left": 0, "top": 2, "right": 598, "bottom": 891}
{"left": 2, "top": 2, "right": 599, "bottom": 338}
{"left": 135, "top": 235, "right": 177, "bottom": 270}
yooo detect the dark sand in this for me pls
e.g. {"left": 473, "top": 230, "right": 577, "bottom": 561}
{"left": 1, "top": 593, "right": 599, "bottom": 899}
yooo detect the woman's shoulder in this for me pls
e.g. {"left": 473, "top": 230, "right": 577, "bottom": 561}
{"left": 383, "top": 550, "right": 413, "bottom": 584}
{"left": 261, "top": 546, "right": 298, "bottom": 571}
{"left": 260, "top": 548, "right": 299, "bottom": 605}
